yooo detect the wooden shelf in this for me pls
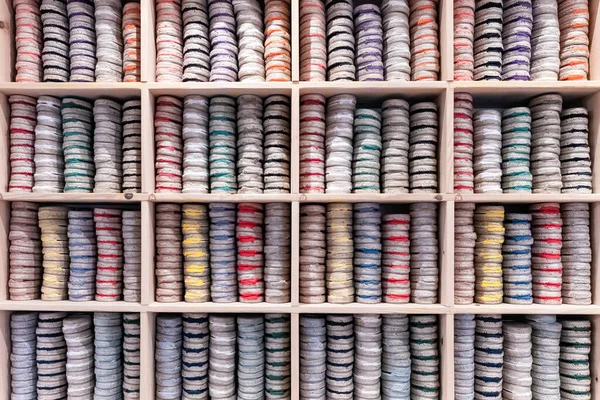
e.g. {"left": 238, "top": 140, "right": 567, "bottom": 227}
{"left": 454, "top": 193, "right": 600, "bottom": 203}
{"left": 451, "top": 80, "right": 600, "bottom": 93}
{"left": 150, "top": 193, "right": 298, "bottom": 203}
{"left": 148, "top": 302, "right": 293, "bottom": 314}
{"left": 299, "top": 193, "right": 445, "bottom": 203}
{"left": 147, "top": 81, "right": 293, "bottom": 96}
{"left": 0, "top": 300, "right": 142, "bottom": 312}
{"left": 1, "top": 192, "right": 147, "bottom": 203}
{"left": 298, "top": 302, "right": 449, "bottom": 314}
{"left": 297, "top": 81, "right": 447, "bottom": 98}
{"left": 453, "top": 304, "right": 600, "bottom": 315}
{"left": 0, "top": 82, "right": 142, "bottom": 98}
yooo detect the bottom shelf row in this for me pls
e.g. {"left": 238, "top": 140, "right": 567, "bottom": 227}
{"left": 5, "top": 312, "right": 595, "bottom": 400}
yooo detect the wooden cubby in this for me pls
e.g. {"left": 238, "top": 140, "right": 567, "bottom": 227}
{"left": 1, "top": 0, "right": 600, "bottom": 398}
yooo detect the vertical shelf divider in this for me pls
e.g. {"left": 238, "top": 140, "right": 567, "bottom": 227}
{"left": 140, "top": 311, "right": 157, "bottom": 399}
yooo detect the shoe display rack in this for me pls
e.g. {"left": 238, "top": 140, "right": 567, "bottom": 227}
{"left": 1, "top": 0, "right": 600, "bottom": 398}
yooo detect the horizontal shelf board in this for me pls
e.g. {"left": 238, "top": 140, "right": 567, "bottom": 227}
{"left": 1, "top": 192, "right": 146, "bottom": 203}
{"left": 453, "top": 304, "right": 600, "bottom": 315}
{"left": 452, "top": 81, "right": 600, "bottom": 105}
{"left": 298, "top": 81, "right": 446, "bottom": 98}
{"left": 148, "top": 302, "right": 293, "bottom": 313}
{"left": 147, "top": 82, "right": 293, "bottom": 96}
{"left": 0, "top": 300, "right": 142, "bottom": 312}
{"left": 452, "top": 80, "right": 600, "bottom": 93}
{"left": 454, "top": 193, "right": 600, "bottom": 203}
{"left": 151, "top": 193, "right": 297, "bottom": 203}
{"left": 0, "top": 83, "right": 142, "bottom": 98}
{"left": 300, "top": 193, "right": 444, "bottom": 203}
{"left": 298, "top": 303, "right": 449, "bottom": 314}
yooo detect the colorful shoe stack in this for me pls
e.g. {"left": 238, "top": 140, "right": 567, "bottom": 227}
{"left": 409, "top": 102, "right": 438, "bottom": 192}
{"left": 454, "top": 92, "right": 474, "bottom": 193}
{"left": 155, "top": 314, "right": 183, "bottom": 399}
{"left": 325, "top": 94, "right": 356, "bottom": 193}
{"left": 182, "top": 313, "right": 209, "bottom": 398}
{"left": 503, "top": 213, "right": 533, "bottom": 304}
{"left": 474, "top": 205, "right": 505, "bottom": 304}
{"left": 8, "top": 95, "right": 37, "bottom": 192}
{"left": 93, "top": 99, "right": 123, "bottom": 193}
{"left": 8, "top": 202, "right": 42, "bottom": 300}
{"left": 502, "top": 322, "right": 533, "bottom": 399}
{"left": 454, "top": 203, "right": 476, "bottom": 304}
{"left": 209, "top": 96, "right": 237, "bottom": 193}
{"left": 182, "top": 95, "right": 210, "bottom": 193}
{"left": 237, "top": 203, "right": 264, "bottom": 302}
{"left": 264, "top": 203, "right": 291, "bottom": 303}
{"left": 122, "top": 100, "right": 142, "bottom": 193}
{"left": 33, "top": 96, "right": 64, "bottom": 193}
{"left": 36, "top": 312, "right": 68, "bottom": 398}
{"left": 123, "top": 313, "right": 141, "bottom": 399}
{"left": 155, "top": 96, "right": 183, "bottom": 193}
{"left": 353, "top": 108, "right": 382, "bottom": 192}
{"left": 381, "top": 98, "right": 410, "bottom": 193}
{"left": 381, "top": 314, "right": 410, "bottom": 399}
{"left": 453, "top": 0, "right": 475, "bottom": 80}
{"left": 263, "top": 95, "right": 291, "bottom": 193}
{"left": 530, "top": 93, "right": 563, "bottom": 193}
{"left": 237, "top": 95, "right": 264, "bottom": 194}
{"left": 63, "top": 314, "right": 95, "bottom": 398}
{"left": 265, "top": 314, "right": 291, "bottom": 398}
{"left": 122, "top": 210, "right": 142, "bottom": 302}
{"left": 299, "top": 315, "right": 327, "bottom": 398}
{"left": 237, "top": 315, "right": 265, "bottom": 398}
{"left": 530, "top": 202, "right": 563, "bottom": 304}
{"left": 501, "top": 107, "right": 533, "bottom": 192}
{"left": 155, "top": 204, "right": 184, "bottom": 302}
{"left": 94, "top": 208, "right": 123, "bottom": 301}
{"left": 39, "top": 206, "right": 70, "bottom": 301}
{"left": 354, "top": 4, "right": 384, "bottom": 82}
{"left": 559, "top": 319, "right": 592, "bottom": 399}
{"left": 353, "top": 315, "right": 382, "bottom": 398}
{"left": 264, "top": 0, "right": 292, "bottom": 82}
{"left": 381, "top": 213, "right": 411, "bottom": 303}
{"left": 93, "top": 312, "right": 124, "bottom": 398}
{"left": 233, "top": 0, "right": 265, "bottom": 82}
{"left": 474, "top": 315, "right": 503, "bottom": 399}
{"left": 155, "top": 0, "right": 183, "bottom": 82}
{"left": 409, "top": 203, "right": 438, "bottom": 304}
{"left": 182, "top": 204, "right": 210, "bottom": 303}
{"left": 561, "top": 203, "right": 592, "bottom": 304}
{"left": 326, "top": 315, "right": 355, "bottom": 398}
{"left": 409, "top": 315, "right": 440, "bottom": 398}
{"left": 454, "top": 314, "right": 475, "bottom": 400}
{"left": 10, "top": 312, "right": 38, "bottom": 399}
{"left": 299, "top": 94, "right": 326, "bottom": 193}
{"left": 560, "top": 107, "right": 592, "bottom": 193}
{"left": 353, "top": 203, "right": 382, "bottom": 303}
{"left": 326, "top": 203, "right": 354, "bottom": 303}
{"left": 61, "top": 98, "right": 95, "bottom": 192}
{"left": 67, "top": 209, "right": 97, "bottom": 301}
{"left": 473, "top": 109, "right": 502, "bottom": 193}
{"left": 299, "top": 0, "right": 326, "bottom": 81}
{"left": 299, "top": 204, "right": 327, "bottom": 303}
{"left": 182, "top": 0, "right": 210, "bottom": 82}
{"left": 209, "top": 203, "right": 237, "bottom": 303}
{"left": 208, "top": 315, "right": 236, "bottom": 398}
{"left": 528, "top": 314, "right": 562, "bottom": 398}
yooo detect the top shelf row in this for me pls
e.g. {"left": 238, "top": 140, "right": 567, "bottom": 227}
{"left": 2, "top": 0, "right": 600, "bottom": 83}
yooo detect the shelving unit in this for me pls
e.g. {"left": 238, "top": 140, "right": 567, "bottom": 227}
{"left": 0, "top": 0, "right": 600, "bottom": 398}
